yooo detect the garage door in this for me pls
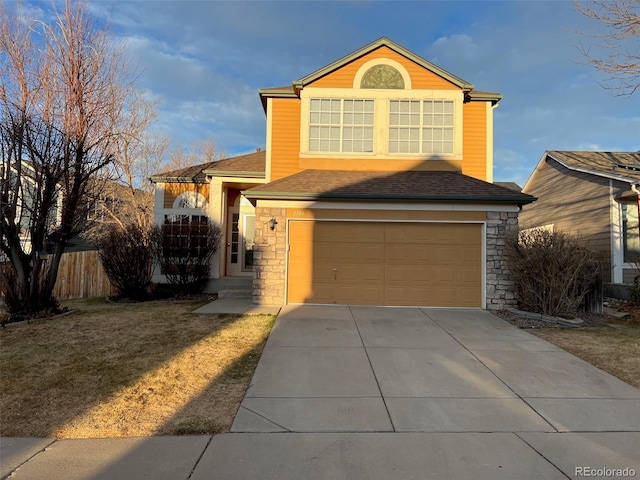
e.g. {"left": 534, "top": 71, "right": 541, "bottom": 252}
{"left": 287, "top": 221, "right": 482, "bottom": 307}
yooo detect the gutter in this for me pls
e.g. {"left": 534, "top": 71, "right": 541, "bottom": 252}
{"left": 242, "top": 190, "right": 536, "bottom": 205}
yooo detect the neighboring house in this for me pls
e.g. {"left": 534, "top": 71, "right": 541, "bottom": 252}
{"left": 520, "top": 150, "right": 640, "bottom": 285}
{"left": 151, "top": 37, "right": 535, "bottom": 308}
{"left": 1, "top": 160, "right": 63, "bottom": 258}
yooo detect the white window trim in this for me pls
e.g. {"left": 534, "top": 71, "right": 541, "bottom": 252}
{"left": 300, "top": 87, "right": 463, "bottom": 161}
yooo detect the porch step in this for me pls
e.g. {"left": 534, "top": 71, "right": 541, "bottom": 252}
{"left": 217, "top": 277, "right": 253, "bottom": 299}
{"left": 218, "top": 288, "right": 252, "bottom": 299}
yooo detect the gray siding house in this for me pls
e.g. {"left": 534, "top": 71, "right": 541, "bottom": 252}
{"left": 520, "top": 150, "right": 640, "bottom": 284}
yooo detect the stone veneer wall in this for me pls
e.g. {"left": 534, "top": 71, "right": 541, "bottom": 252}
{"left": 486, "top": 211, "right": 519, "bottom": 310}
{"left": 253, "top": 207, "right": 287, "bottom": 305}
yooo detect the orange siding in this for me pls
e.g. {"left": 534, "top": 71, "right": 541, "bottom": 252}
{"left": 461, "top": 102, "right": 487, "bottom": 181}
{"left": 299, "top": 157, "right": 461, "bottom": 172}
{"left": 310, "top": 46, "right": 458, "bottom": 90}
{"left": 163, "top": 183, "right": 210, "bottom": 209}
{"left": 270, "top": 98, "right": 301, "bottom": 181}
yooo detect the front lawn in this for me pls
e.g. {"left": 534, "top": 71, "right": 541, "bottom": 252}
{"left": 0, "top": 298, "right": 275, "bottom": 438}
{"left": 527, "top": 315, "right": 640, "bottom": 388}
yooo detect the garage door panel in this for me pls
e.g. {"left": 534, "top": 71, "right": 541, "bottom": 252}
{"left": 288, "top": 221, "right": 482, "bottom": 307}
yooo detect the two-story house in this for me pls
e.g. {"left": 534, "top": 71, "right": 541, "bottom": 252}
{"left": 151, "top": 37, "right": 534, "bottom": 309}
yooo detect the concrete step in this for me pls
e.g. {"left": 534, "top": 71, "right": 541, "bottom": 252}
{"left": 218, "top": 288, "right": 252, "bottom": 299}
{"left": 222, "top": 277, "right": 253, "bottom": 288}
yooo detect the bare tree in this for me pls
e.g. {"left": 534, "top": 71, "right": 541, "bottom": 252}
{"left": 0, "top": 0, "right": 134, "bottom": 316}
{"left": 85, "top": 91, "right": 169, "bottom": 239}
{"left": 575, "top": 0, "right": 640, "bottom": 96}
{"left": 164, "top": 138, "right": 224, "bottom": 172}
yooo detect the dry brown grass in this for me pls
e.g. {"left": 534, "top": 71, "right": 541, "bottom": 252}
{"left": 529, "top": 316, "right": 640, "bottom": 388}
{"left": 0, "top": 298, "right": 275, "bottom": 438}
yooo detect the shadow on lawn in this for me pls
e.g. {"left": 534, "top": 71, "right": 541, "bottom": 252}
{"left": 0, "top": 300, "right": 273, "bottom": 439}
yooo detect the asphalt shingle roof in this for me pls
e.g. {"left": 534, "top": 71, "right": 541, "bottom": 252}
{"left": 546, "top": 150, "right": 640, "bottom": 182}
{"left": 151, "top": 150, "right": 266, "bottom": 183}
{"left": 244, "top": 170, "right": 535, "bottom": 204}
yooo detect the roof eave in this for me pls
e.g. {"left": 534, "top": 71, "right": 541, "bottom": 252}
{"left": 243, "top": 191, "right": 536, "bottom": 205}
{"left": 258, "top": 88, "right": 298, "bottom": 112}
{"left": 204, "top": 170, "right": 265, "bottom": 179}
{"left": 149, "top": 176, "right": 208, "bottom": 184}
{"left": 465, "top": 91, "right": 503, "bottom": 106}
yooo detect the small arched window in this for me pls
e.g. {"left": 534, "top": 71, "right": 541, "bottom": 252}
{"left": 360, "top": 64, "right": 405, "bottom": 89}
{"left": 172, "top": 191, "right": 208, "bottom": 209}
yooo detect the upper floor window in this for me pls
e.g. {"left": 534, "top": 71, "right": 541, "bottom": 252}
{"left": 309, "top": 98, "right": 374, "bottom": 153}
{"left": 389, "top": 100, "right": 454, "bottom": 154}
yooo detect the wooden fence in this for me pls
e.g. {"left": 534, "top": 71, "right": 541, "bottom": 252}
{"left": 53, "top": 250, "right": 117, "bottom": 300}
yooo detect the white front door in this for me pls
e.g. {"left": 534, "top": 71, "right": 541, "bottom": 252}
{"left": 226, "top": 207, "right": 255, "bottom": 276}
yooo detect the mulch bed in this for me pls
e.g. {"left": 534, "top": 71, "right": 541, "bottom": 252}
{"left": 494, "top": 309, "right": 616, "bottom": 329}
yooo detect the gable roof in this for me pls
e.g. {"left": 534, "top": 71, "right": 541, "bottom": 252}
{"left": 150, "top": 150, "right": 266, "bottom": 183}
{"left": 243, "top": 169, "right": 535, "bottom": 205}
{"left": 524, "top": 150, "right": 640, "bottom": 191}
{"left": 294, "top": 37, "right": 473, "bottom": 91}
{"left": 258, "top": 37, "right": 501, "bottom": 111}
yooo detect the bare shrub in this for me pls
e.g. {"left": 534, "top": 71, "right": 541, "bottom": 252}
{"left": 158, "top": 216, "right": 222, "bottom": 293}
{"left": 97, "top": 224, "right": 158, "bottom": 300}
{"left": 505, "top": 229, "right": 600, "bottom": 316}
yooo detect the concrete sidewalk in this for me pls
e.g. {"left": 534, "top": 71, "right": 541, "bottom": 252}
{"left": 3, "top": 306, "right": 639, "bottom": 479}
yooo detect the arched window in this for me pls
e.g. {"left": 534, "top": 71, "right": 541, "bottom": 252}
{"left": 360, "top": 64, "right": 405, "bottom": 89}
{"left": 172, "top": 191, "right": 208, "bottom": 209}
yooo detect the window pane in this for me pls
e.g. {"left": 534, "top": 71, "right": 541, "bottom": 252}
{"left": 443, "top": 114, "right": 454, "bottom": 126}
{"left": 330, "top": 127, "right": 340, "bottom": 140}
{"left": 344, "top": 113, "right": 353, "bottom": 124}
{"left": 410, "top": 113, "right": 420, "bottom": 126}
{"left": 390, "top": 113, "right": 399, "bottom": 125}
{"left": 364, "top": 127, "right": 373, "bottom": 140}
{"left": 443, "top": 128, "right": 454, "bottom": 141}
{"left": 320, "top": 112, "right": 331, "bottom": 123}
{"left": 364, "top": 140, "right": 373, "bottom": 152}
{"left": 410, "top": 141, "right": 419, "bottom": 152}
{"left": 399, "top": 101, "right": 410, "bottom": 113}
{"left": 364, "top": 113, "right": 374, "bottom": 124}
{"left": 443, "top": 101, "right": 454, "bottom": 113}
{"left": 443, "top": 141, "right": 454, "bottom": 153}
{"left": 424, "top": 102, "right": 433, "bottom": 114}
{"left": 390, "top": 101, "right": 399, "bottom": 113}
{"left": 343, "top": 126, "right": 353, "bottom": 139}
{"left": 330, "top": 140, "right": 340, "bottom": 151}
{"left": 364, "top": 100, "right": 374, "bottom": 113}
{"left": 309, "top": 139, "right": 319, "bottom": 151}
{"left": 320, "top": 140, "right": 330, "bottom": 151}
{"left": 310, "top": 99, "right": 320, "bottom": 110}
{"left": 331, "top": 113, "right": 340, "bottom": 124}
{"left": 310, "top": 112, "right": 319, "bottom": 123}
{"left": 623, "top": 203, "right": 640, "bottom": 262}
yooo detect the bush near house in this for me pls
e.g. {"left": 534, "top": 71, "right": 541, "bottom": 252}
{"left": 505, "top": 229, "right": 600, "bottom": 317}
{"left": 97, "top": 224, "right": 159, "bottom": 300}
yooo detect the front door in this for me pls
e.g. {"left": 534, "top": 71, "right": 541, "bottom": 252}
{"left": 226, "top": 207, "right": 255, "bottom": 276}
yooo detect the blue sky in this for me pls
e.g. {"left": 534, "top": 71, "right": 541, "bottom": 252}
{"left": 28, "top": 1, "right": 640, "bottom": 185}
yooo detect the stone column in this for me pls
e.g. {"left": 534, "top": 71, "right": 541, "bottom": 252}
{"left": 486, "top": 211, "right": 518, "bottom": 310}
{"left": 253, "top": 207, "right": 287, "bottom": 305}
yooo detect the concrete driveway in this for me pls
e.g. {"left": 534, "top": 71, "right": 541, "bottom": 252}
{"left": 213, "top": 305, "right": 639, "bottom": 479}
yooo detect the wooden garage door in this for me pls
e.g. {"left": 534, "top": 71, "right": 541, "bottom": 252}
{"left": 287, "top": 221, "right": 482, "bottom": 307}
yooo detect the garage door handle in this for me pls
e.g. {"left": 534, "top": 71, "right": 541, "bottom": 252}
{"left": 332, "top": 268, "right": 337, "bottom": 280}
